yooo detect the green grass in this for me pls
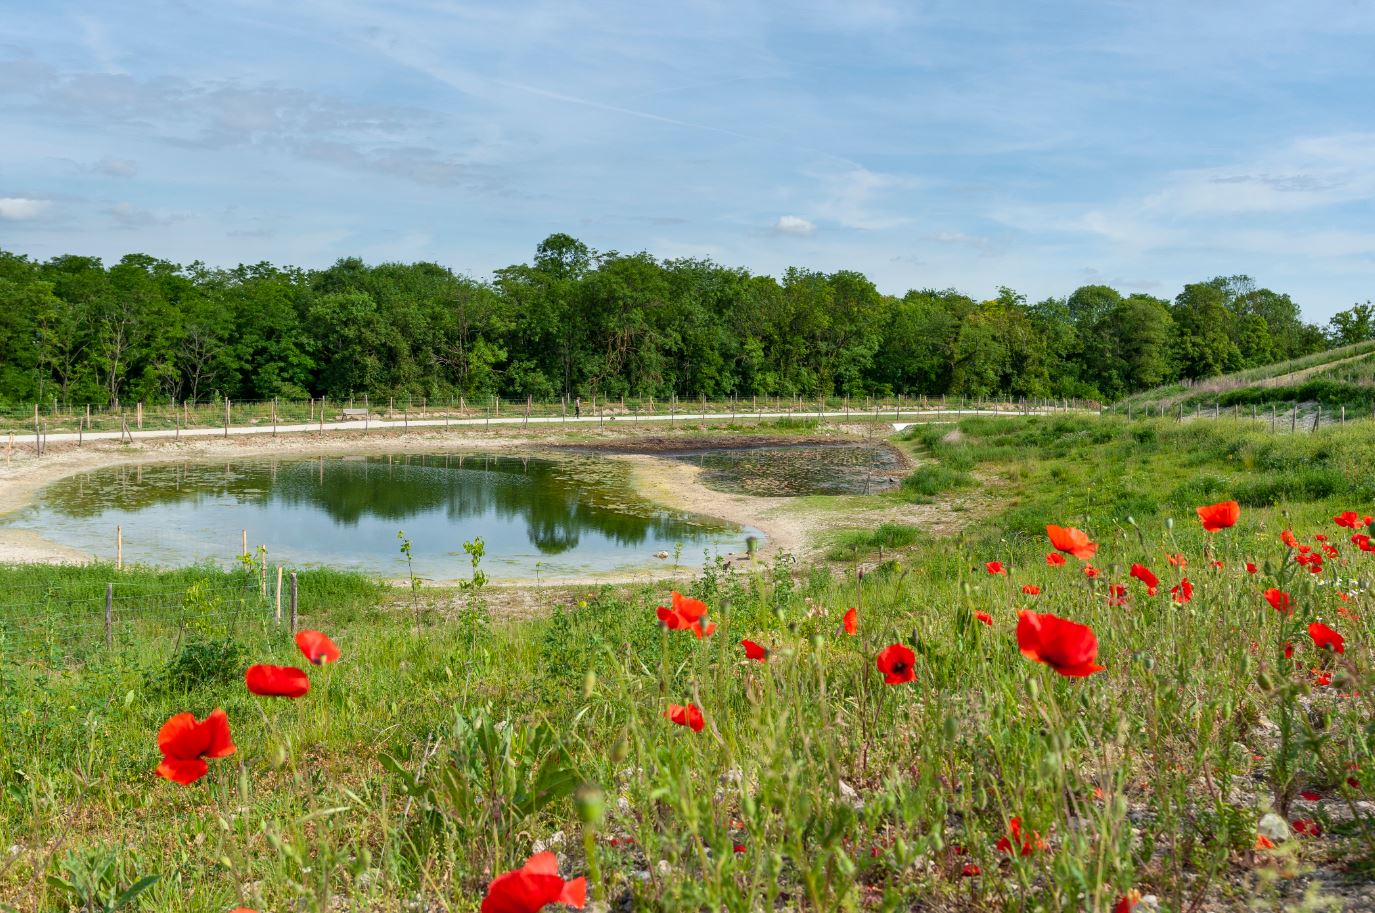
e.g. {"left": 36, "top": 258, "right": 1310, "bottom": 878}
{"left": 3, "top": 419, "right": 1375, "bottom": 911}
{"left": 824, "top": 522, "right": 924, "bottom": 560}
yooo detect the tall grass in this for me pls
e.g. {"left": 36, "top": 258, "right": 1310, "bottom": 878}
{"left": 2, "top": 418, "right": 1374, "bottom": 911}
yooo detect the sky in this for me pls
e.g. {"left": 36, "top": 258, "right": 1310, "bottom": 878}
{"left": 1, "top": 0, "right": 1374, "bottom": 322}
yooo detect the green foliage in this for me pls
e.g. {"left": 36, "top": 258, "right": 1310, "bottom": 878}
{"left": 900, "top": 463, "right": 975, "bottom": 499}
{"left": 0, "top": 246, "right": 1332, "bottom": 408}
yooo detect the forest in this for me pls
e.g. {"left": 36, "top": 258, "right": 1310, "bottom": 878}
{"left": 0, "top": 233, "right": 1369, "bottom": 407}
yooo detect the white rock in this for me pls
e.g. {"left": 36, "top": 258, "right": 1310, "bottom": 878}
{"left": 1258, "top": 812, "right": 1290, "bottom": 843}
{"left": 532, "top": 830, "right": 566, "bottom": 854}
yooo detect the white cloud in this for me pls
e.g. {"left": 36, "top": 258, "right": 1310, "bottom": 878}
{"left": 773, "top": 215, "right": 816, "bottom": 236}
{"left": 0, "top": 197, "right": 51, "bottom": 220}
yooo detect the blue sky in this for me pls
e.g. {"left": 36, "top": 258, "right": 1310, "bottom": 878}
{"left": 1, "top": 0, "right": 1373, "bottom": 321}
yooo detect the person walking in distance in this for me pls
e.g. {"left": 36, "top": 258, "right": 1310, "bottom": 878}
{"left": 574, "top": 395, "right": 582, "bottom": 418}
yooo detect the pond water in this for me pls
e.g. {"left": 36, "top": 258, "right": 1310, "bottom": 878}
{"left": 675, "top": 443, "right": 902, "bottom": 497}
{"left": 2, "top": 453, "right": 759, "bottom": 580}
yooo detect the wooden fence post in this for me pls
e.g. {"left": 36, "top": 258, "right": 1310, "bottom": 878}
{"left": 224, "top": 398, "right": 230, "bottom": 438}
{"left": 105, "top": 583, "right": 113, "bottom": 648}
{"left": 116, "top": 525, "right": 123, "bottom": 570}
{"left": 289, "top": 572, "right": 298, "bottom": 634}
{"left": 275, "top": 565, "right": 284, "bottom": 625}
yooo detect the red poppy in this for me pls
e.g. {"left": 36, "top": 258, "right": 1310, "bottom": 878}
{"left": 1322, "top": 544, "right": 1340, "bottom": 558}
{"left": 1300, "top": 789, "right": 1321, "bottom": 801}
{"left": 994, "top": 816, "right": 1047, "bottom": 855}
{"left": 1113, "top": 890, "right": 1142, "bottom": 913}
{"left": 1334, "top": 510, "right": 1361, "bottom": 528}
{"left": 1128, "top": 563, "right": 1158, "bottom": 595}
{"left": 961, "top": 863, "right": 981, "bottom": 877}
{"left": 1312, "top": 670, "right": 1333, "bottom": 687}
{"left": 1016, "top": 610, "right": 1104, "bottom": 677}
{"left": 1308, "top": 621, "right": 1345, "bottom": 653}
{"left": 876, "top": 643, "right": 916, "bottom": 685}
{"left": 1246, "top": 562, "right": 1258, "bottom": 574}
{"left": 155, "top": 708, "right": 235, "bottom": 785}
{"left": 740, "top": 639, "right": 768, "bottom": 662}
{"left": 1281, "top": 529, "right": 1300, "bottom": 549}
{"left": 1291, "top": 818, "right": 1322, "bottom": 837}
{"left": 664, "top": 703, "right": 705, "bottom": 732}
{"left": 1107, "top": 583, "right": 1128, "bottom": 607}
{"left": 1167, "top": 553, "right": 1187, "bottom": 568}
{"left": 1045, "top": 553, "right": 1066, "bottom": 567}
{"left": 1211, "top": 559, "right": 1224, "bottom": 570}
{"left": 1083, "top": 565, "right": 1101, "bottom": 579}
{"left": 245, "top": 664, "right": 310, "bottom": 699}
{"left": 1255, "top": 834, "right": 1276, "bottom": 850}
{"left": 657, "top": 591, "right": 712, "bottom": 634}
{"left": 1352, "top": 534, "right": 1372, "bottom": 550}
{"left": 1315, "top": 534, "right": 1327, "bottom": 542}
{"left": 1170, "top": 578, "right": 1193, "bottom": 604}
{"left": 732, "top": 843, "right": 746, "bottom": 854}
{"left": 295, "top": 630, "right": 340, "bottom": 665}
{"left": 842, "top": 607, "right": 857, "bottom": 635}
{"left": 1263, "top": 588, "right": 1293, "bottom": 614}
{"left": 975, "top": 611, "right": 993, "bottom": 626}
{"left": 481, "top": 851, "right": 586, "bottom": 913}
{"left": 1284, "top": 642, "right": 1295, "bottom": 659}
{"left": 1021, "top": 584, "right": 1040, "bottom": 596}
{"left": 985, "top": 561, "right": 1005, "bottom": 575}
{"left": 1196, "top": 500, "right": 1240, "bottom": 532}
{"left": 1046, "top": 525, "right": 1098, "bottom": 560}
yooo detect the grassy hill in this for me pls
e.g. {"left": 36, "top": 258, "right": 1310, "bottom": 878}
{"left": 1113, "top": 340, "right": 1375, "bottom": 419}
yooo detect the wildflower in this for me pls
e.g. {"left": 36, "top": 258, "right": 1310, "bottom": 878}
{"left": 295, "top": 630, "right": 340, "bottom": 665}
{"left": 1167, "top": 553, "right": 1187, "bottom": 567}
{"left": 1312, "top": 670, "right": 1333, "bottom": 687}
{"left": 244, "top": 664, "right": 310, "bottom": 699}
{"left": 985, "top": 561, "right": 1006, "bottom": 575}
{"left": 664, "top": 703, "right": 705, "bottom": 732}
{"left": 842, "top": 607, "right": 858, "bottom": 635}
{"left": 1255, "top": 834, "right": 1275, "bottom": 850}
{"left": 1196, "top": 500, "right": 1240, "bottom": 532}
{"left": 1114, "top": 890, "right": 1142, "bottom": 913}
{"left": 740, "top": 639, "right": 768, "bottom": 662}
{"left": 1263, "top": 588, "right": 1293, "bottom": 615}
{"left": 1281, "top": 529, "right": 1300, "bottom": 549}
{"left": 657, "top": 591, "right": 714, "bottom": 637}
{"left": 1016, "top": 610, "right": 1104, "bottom": 677}
{"left": 961, "top": 863, "right": 981, "bottom": 876}
{"left": 1083, "top": 565, "right": 1101, "bottom": 579}
{"left": 732, "top": 843, "right": 746, "bottom": 854}
{"left": 1284, "top": 642, "right": 1295, "bottom": 659}
{"left": 1046, "top": 524, "right": 1098, "bottom": 560}
{"left": 1170, "top": 578, "right": 1193, "bottom": 604}
{"left": 876, "top": 644, "right": 917, "bottom": 685}
{"left": 1308, "top": 622, "right": 1345, "bottom": 653}
{"left": 481, "top": 851, "right": 586, "bottom": 913}
{"left": 1129, "top": 563, "right": 1159, "bottom": 595}
{"left": 1291, "top": 818, "right": 1322, "bottom": 837}
{"left": 1334, "top": 511, "right": 1361, "bottom": 528}
{"left": 1300, "top": 790, "right": 1321, "bottom": 801}
{"left": 995, "top": 816, "right": 1047, "bottom": 855}
{"left": 1021, "top": 584, "right": 1041, "bottom": 595}
{"left": 975, "top": 611, "right": 993, "bottom": 626}
{"left": 1045, "top": 553, "right": 1067, "bottom": 567}
{"left": 1246, "top": 562, "right": 1258, "bottom": 574}
{"left": 155, "top": 709, "right": 235, "bottom": 785}
{"left": 1107, "top": 583, "right": 1128, "bottom": 607}
{"left": 1211, "top": 559, "right": 1225, "bottom": 570}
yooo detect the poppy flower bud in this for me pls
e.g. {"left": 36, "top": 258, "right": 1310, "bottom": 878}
{"left": 961, "top": 582, "right": 972, "bottom": 598}
{"left": 1239, "top": 654, "right": 1252, "bottom": 676}
{"left": 943, "top": 715, "right": 958, "bottom": 741}
{"left": 582, "top": 670, "right": 597, "bottom": 698}
{"left": 1127, "top": 515, "right": 1137, "bottom": 527}
{"left": 1165, "top": 517, "right": 1173, "bottom": 530}
{"left": 575, "top": 785, "right": 606, "bottom": 825}
{"left": 1257, "top": 671, "right": 1275, "bottom": 691}
{"left": 1027, "top": 677, "right": 1040, "bottom": 701}
{"left": 268, "top": 742, "right": 288, "bottom": 770}
{"left": 810, "top": 634, "right": 824, "bottom": 651}
{"left": 610, "top": 729, "right": 630, "bottom": 764}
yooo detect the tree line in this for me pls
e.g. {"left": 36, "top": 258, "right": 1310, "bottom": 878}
{"left": 0, "top": 234, "right": 1368, "bottom": 407}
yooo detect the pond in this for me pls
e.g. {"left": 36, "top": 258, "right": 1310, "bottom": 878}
{"left": 2, "top": 452, "right": 759, "bottom": 580}
{"left": 674, "top": 443, "right": 902, "bottom": 496}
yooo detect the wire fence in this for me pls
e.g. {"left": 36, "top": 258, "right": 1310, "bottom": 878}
{"left": 0, "top": 393, "right": 1095, "bottom": 454}
{"left": 0, "top": 569, "right": 310, "bottom": 663}
{"left": 1118, "top": 398, "right": 1375, "bottom": 431}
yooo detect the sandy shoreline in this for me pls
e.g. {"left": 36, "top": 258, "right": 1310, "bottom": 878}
{"left": 0, "top": 426, "right": 848, "bottom": 581}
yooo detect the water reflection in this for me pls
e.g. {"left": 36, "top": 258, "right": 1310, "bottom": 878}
{"left": 10, "top": 453, "right": 752, "bottom": 578}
